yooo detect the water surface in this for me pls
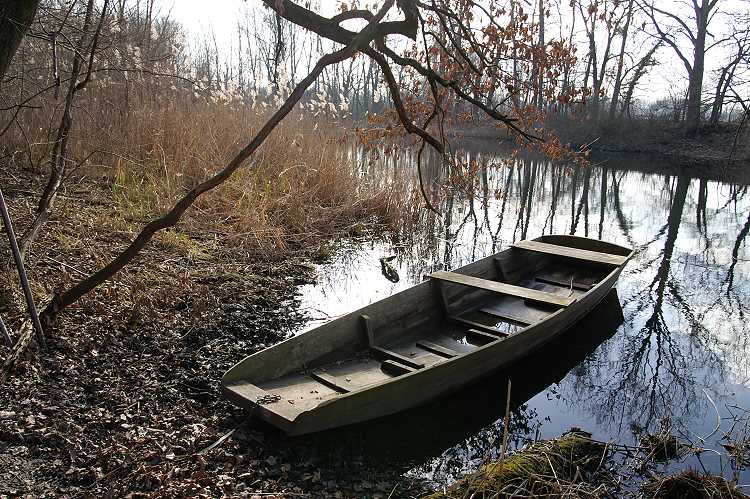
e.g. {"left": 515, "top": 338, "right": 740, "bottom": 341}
{"left": 294, "top": 145, "right": 750, "bottom": 490}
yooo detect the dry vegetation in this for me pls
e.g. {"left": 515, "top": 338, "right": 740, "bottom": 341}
{"left": 1, "top": 80, "right": 420, "bottom": 330}
{"left": 423, "top": 430, "right": 614, "bottom": 498}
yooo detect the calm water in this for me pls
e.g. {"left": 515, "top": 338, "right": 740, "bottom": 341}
{"left": 290, "top": 145, "right": 750, "bottom": 491}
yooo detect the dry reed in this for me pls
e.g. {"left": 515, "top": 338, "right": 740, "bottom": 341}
{"left": 3, "top": 81, "right": 418, "bottom": 257}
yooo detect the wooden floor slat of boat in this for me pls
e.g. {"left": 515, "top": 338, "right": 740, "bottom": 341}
{"left": 370, "top": 346, "right": 425, "bottom": 369}
{"left": 380, "top": 359, "right": 416, "bottom": 376}
{"left": 310, "top": 371, "right": 351, "bottom": 393}
{"left": 385, "top": 337, "right": 461, "bottom": 368}
{"left": 480, "top": 296, "right": 552, "bottom": 325}
{"left": 450, "top": 315, "right": 513, "bottom": 335}
{"left": 466, "top": 328, "right": 504, "bottom": 344}
{"left": 317, "top": 358, "right": 394, "bottom": 389}
{"left": 257, "top": 373, "right": 340, "bottom": 411}
{"left": 416, "top": 340, "right": 460, "bottom": 358}
{"left": 479, "top": 307, "right": 532, "bottom": 326}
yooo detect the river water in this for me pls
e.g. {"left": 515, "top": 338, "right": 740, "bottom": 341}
{"left": 290, "top": 143, "right": 750, "bottom": 491}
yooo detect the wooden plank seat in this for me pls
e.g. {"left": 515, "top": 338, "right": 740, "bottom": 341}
{"left": 512, "top": 240, "right": 628, "bottom": 266}
{"left": 430, "top": 270, "right": 575, "bottom": 307}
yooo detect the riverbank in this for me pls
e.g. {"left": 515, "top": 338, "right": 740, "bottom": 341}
{"left": 454, "top": 119, "right": 750, "bottom": 181}
{"left": 0, "top": 118, "right": 414, "bottom": 496}
{"left": 1, "top": 121, "right": 748, "bottom": 496}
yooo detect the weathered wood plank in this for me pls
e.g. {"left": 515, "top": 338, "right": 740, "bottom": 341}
{"left": 536, "top": 275, "right": 593, "bottom": 291}
{"left": 310, "top": 371, "right": 351, "bottom": 393}
{"left": 380, "top": 360, "right": 416, "bottom": 376}
{"left": 513, "top": 240, "right": 628, "bottom": 266}
{"left": 360, "top": 314, "right": 375, "bottom": 346}
{"left": 371, "top": 346, "right": 425, "bottom": 369}
{"left": 479, "top": 308, "right": 533, "bottom": 326}
{"left": 416, "top": 340, "right": 459, "bottom": 358}
{"left": 466, "top": 328, "right": 505, "bottom": 344}
{"left": 450, "top": 316, "right": 512, "bottom": 336}
{"left": 431, "top": 271, "right": 575, "bottom": 307}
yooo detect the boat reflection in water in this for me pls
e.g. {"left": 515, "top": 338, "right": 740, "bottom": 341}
{"left": 267, "top": 289, "right": 624, "bottom": 485}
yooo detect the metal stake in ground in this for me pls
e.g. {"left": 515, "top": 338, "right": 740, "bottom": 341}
{"left": 0, "top": 188, "right": 46, "bottom": 348}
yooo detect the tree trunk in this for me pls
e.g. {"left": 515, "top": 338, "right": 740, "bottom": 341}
{"left": 0, "top": 0, "right": 40, "bottom": 78}
{"left": 684, "top": 0, "right": 708, "bottom": 137}
{"left": 620, "top": 39, "right": 662, "bottom": 118}
{"left": 536, "top": 0, "right": 545, "bottom": 111}
{"left": 709, "top": 66, "right": 731, "bottom": 125}
{"left": 511, "top": 0, "right": 520, "bottom": 109}
{"left": 609, "top": 0, "right": 634, "bottom": 122}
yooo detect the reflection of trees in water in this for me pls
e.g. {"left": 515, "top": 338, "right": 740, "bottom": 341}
{"left": 570, "top": 166, "right": 591, "bottom": 236}
{"left": 370, "top": 147, "right": 749, "bottom": 435}
{"left": 726, "top": 210, "right": 750, "bottom": 295}
{"left": 561, "top": 174, "right": 750, "bottom": 435}
{"left": 309, "top": 146, "right": 750, "bottom": 485}
{"left": 427, "top": 158, "right": 745, "bottom": 433}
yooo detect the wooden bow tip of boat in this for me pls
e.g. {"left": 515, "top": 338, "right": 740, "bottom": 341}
{"left": 221, "top": 234, "right": 633, "bottom": 435}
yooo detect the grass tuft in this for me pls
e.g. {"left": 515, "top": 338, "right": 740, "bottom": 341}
{"left": 641, "top": 469, "right": 746, "bottom": 499}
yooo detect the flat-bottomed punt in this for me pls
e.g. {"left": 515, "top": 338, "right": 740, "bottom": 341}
{"left": 222, "top": 234, "right": 633, "bottom": 435}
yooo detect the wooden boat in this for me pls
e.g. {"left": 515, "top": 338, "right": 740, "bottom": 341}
{"left": 222, "top": 234, "right": 633, "bottom": 435}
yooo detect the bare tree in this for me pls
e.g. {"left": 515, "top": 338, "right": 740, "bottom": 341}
{"left": 643, "top": 0, "right": 726, "bottom": 137}
{"left": 709, "top": 21, "right": 750, "bottom": 125}
{"left": 608, "top": 0, "right": 635, "bottom": 121}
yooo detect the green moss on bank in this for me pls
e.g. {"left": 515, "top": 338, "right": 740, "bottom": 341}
{"left": 424, "top": 430, "right": 608, "bottom": 498}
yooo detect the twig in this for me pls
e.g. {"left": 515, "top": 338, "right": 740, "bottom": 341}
{"left": 0, "top": 320, "right": 33, "bottom": 383}
{"left": 197, "top": 426, "right": 239, "bottom": 455}
{"left": 702, "top": 389, "right": 721, "bottom": 441}
{"left": 387, "top": 482, "right": 399, "bottom": 499}
{"left": 44, "top": 255, "right": 89, "bottom": 277}
{"left": 0, "top": 315, "right": 11, "bottom": 347}
{"left": 501, "top": 379, "right": 512, "bottom": 459}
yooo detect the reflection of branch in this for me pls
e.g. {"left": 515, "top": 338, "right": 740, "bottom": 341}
{"left": 725, "top": 210, "right": 750, "bottom": 294}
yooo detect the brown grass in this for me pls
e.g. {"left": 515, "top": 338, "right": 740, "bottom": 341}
{"left": 7, "top": 82, "right": 416, "bottom": 252}
{"left": 641, "top": 469, "right": 747, "bottom": 499}
{"left": 0, "top": 80, "right": 420, "bottom": 333}
{"left": 423, "top": 430, "right": 612, "bottom": 498}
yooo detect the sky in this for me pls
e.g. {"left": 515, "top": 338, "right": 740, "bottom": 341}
{"left": 155, "top": 0, "right": 748, "bottom": 111}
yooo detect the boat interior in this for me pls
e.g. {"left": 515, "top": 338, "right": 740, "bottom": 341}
{"left": 235, "top": 236, "right": 631, "bottom": 412}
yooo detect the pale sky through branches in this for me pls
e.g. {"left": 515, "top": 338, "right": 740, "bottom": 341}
{"left": 159, "top": 0, "right": 749, "bottom": 109}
